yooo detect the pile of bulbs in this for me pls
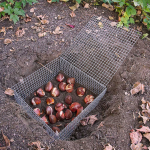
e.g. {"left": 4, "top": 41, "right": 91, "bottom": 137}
{"left": 31, "top": 73, "right": 94, "bottom": 133}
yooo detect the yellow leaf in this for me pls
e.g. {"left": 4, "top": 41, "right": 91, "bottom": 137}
{"left": 109, "top": 16, "right": 114, "bottom": 20}
{"left": 69, "top": 3, "right": 79, "bottom": 11}
{"left": 98, "top": 22, "right": 103, "bottom": 28}
{"left": 60, "top": 0, "right": 69, "bottom": 2}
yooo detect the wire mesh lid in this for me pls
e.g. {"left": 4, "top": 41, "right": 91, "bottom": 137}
{"left": 61, "top": 16, "right": 141, "bottom": 86}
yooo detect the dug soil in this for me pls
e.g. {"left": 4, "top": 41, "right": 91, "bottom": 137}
{"left": 0, "top": 0, "right": 150, "bottom": 149}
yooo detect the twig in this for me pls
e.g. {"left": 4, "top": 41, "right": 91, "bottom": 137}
{"left": 37, "top": 62, "right": 53, "bottom": 73}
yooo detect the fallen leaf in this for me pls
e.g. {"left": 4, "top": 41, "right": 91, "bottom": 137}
{"left": 130, "top": 143, "right": 143, "bottom": 150}
{"left": 0, "top": 7, "right": 4, "bottom": 12}
{"left": 0, "top": 131, "right": 10, "bottom": 150}
{"left": 47, "top": 0, "right": 52, "bottom": 3}
{"left": 30, "top": 7, "right": 36, "bottom": 13}
{"left": 142, "top": 33, "right": 148, "bottom": 39}
{"left": 4, "top": 39, "right": 12, "bottom": 45}
{"left": 28, "top": 141, "right": 41, "bottom": 149}
{"left": 109, "top": 16, "right": 114, "bottom": 20}
{"left": 136, "top": 126, "right": 150, "bottom": 133}
{"left": 16, "top": 27, "right": 25, "bottom": 37}
{"left": 53, "top": 26, "right": 63, "bottom": 34}
{"left": 143, "top": 133, "right": 150, "bottom": 142}
{"left": 37, "top": 15, "right": 45, "bottom": 20}
{"left": 88, "top": 115, "right": 98, "bottom": 126}
{"left": 4, "top": 88, "right": 14, "bottom": 96}
{"left": 141, "top": 97, "right": 146, "bottom": 104}
{"left": 98, "top": 22, "right": 103, "bottom": 28}
{"left": 102, "top": 3, "right": 114, "bottom": 11}
{"left": 130, "top": 82, "right": 145, "bottom": 95}
{"left": 66, "top": 24, "right": 75, "bottom": 28}
{"left": 84, "top": 3, "right": 90, "bottom": 8}
{"left": 104, "top": 144, "right": 115, "bottom": 150}
{"left": 0, "top": 27, "right": 6, "bottom": 36}
{"left": 139, "top": 112, "right": 149, "bottom": 124}
{"left": 137, "top": 10, "right": 141, "bottom": 15}
{"left": 130, "top": 130, "right": 142, "bottom": 144}
{"left": 70, "top": 11, "right": 76, "bottom": 17}
{"left": 137, "top": 26, "right": 142, "bottom": 31}
{"left": 60, "top": 0, "right": 69, "bottom": 2}
{"left": 123, "top": 27, "right": 129, "bottom": 32}
{"left": 97, "top": 121, "right": 104, "bottom": 129}
{"left": 38, "top": 32, "right": 47, "bottom": 37}
{"left": 97, "top": 16, "right": 102, "bottom": 20}
{"left": 24, "top": 14, "right": 31, "bottom": 23}
{"left": 110, "top": 22, "right": 117, "bottom": 27}
{"left": 80, "top": 117, "right": 89, "bottom": 126}
{"left": 41, "top": 19, "right": 49, "bottom": 25}
{"left": 69, "top": 3, "right": 79, "bottom": 11}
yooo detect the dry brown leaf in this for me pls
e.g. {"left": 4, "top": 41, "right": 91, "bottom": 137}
{"left": 80, "top": 117, "right": 89, "bottom": 126}
{"left": 24, "top": 14, "right": 31, "bottom": 23}
{"left": 139, "top": 113, "right": 149, "bottom": 124}
{"left": 4, "top": 88, "right": 14, "bottom": 96}
{"left": 4, "top": 39, "right": 12, "bottom": 45}
{"left": 110, "top": 22, "right": 117, "bottom": 27}
{"left": 141, "top": 97, "right": 146, "bottom": 104}
{"left": 84, "top": 3, "right": 90, "bottom": 8}
{"left": 130, "top": 82, "right": 145, "bottom": 95}
{"left": 98, "top": 22, "right": 103, "bottom": 28}
{"left": 70, "top": 11, "right": 76, "bottom": 17}
{"left": 97, "top": 121, "right": 104, "bottom": 129}
{"left": 137, "top": 26, "right": 142, "bottom": 31}
{"left": 30, "top": 7, "right": 35, "bottom": 13}
{"left": 104, "top": 144, "right": 115, "bottom": 150}
{"left": 109, "top": 16, "right": 114, "bottom": 20}
{"left": 37, "top": 15, "right": 45, "bottom": 20}
{"left": 0, "top": 7, "right": 4, "bottom": 12}
{"left": 88, "top": 115, "right": 98, "bottom": 126}
{"left": 16, "top": 27, "right": 25, "bottom": 37}
{"left": 0, "top": 27, "right": 6, "bottom": 36}
{"left": 53, "top": 26, "right": 63, "bottom": 34}
{"left": 130, "top": 130, "right": 142, "bottom": 144}
{"left": 28, "top": 141, "right": 41, "bottom": 149}
{"left": 38, "top": 32, "right": 46, "bottom": 37}
{"left": 102, "top": 3, "right": 114, "bottom": 11}
{"left": 143, "top": 133, "right": 150, "bottom": 142}
{"left": 123, "top": 27, "right": 129, "bottom": 32}
{"left": 0, "top": 131, "right": 10, "bottom": 150}
{"left": 47, "top": 0, "right": 52, "bottom": 3}
{"left": 137, "top": 126, "right": 150, "bottom": 133}
{"left": 130, "top": 143, "right": 143, "bottom": 150}
{"left": 41, "top": 19, "right": 49, "bottom": 25}
{"left": 69, "top": 3, "right": 79, "bottom": 11}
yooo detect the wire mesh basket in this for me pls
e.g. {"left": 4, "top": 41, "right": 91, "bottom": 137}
{"left": 11, "top": 16, "right": 141, "bottom": 141}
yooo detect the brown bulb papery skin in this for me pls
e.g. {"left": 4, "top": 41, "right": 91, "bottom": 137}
{"left": 46, "top": 97, "right": 54, "bottom": 105}
{"left": 59, "top": 82, "right": 66, "bottom": 91}
{"left": 76, "top": 87, "right": 85, "bottom": 97}
{"left": 31, "top": 97, "right": 41, "bottom": 105}
{"left": 56, "top": 111, "right": 65, "bottom": 121}
{"left": 37, "top": 88, "right": 45, "bottom": 97}
{"left": 76, "top": 106, "right": 83, "bottom": 116}
{"left": 66, "top": 84, "right": 74, "bottom": 93}
{"left": 45, "top": 81, "right": 53, "bottom": 92}
{"left": 55, "top": 103, "right": 66, "bottom": 112}
{"left": 84, "top": 95, "right": 94, "bottom": 104}
{"left": 69, "top": 102, "right": 81, "bottom": 112}
{"left": 65, "top": 109, "right": 72, "bottom": 120}
{"left": 52, "top": 126, "right": 60, "bottom": 133}
{"left": 65, "top": 95, "right": 72, "bottom": 105}
{"left": 56, "top": 73, "right": 64, "bottom": 82}
{"left": 33, "top": 108, "right": 41, "bottom": 116}
{"left": 49, "top": 115, "right": 57, "bottom": 124}
{"left": 46, "top": 106, "right": 53, "bottom": 115}
{"left": 51, "top": 87, "right": 59, "bottom": 97}
{"left": 41, "top": 116, "right": 48, "bottom": 124}
{"left": 67, "top": 78, "right": 75, "bottom": 84}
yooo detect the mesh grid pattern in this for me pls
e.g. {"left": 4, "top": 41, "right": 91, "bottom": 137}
{"left": 61, "top": 16, "right": 141, "bottom": 86}
{"left": 11, "top": 16, "right": 141, "bottom": 140}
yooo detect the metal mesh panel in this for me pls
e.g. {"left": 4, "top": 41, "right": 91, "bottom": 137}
{"left": 12, "top": 57, "right": 106, "bottom": 140}
{"left": 61, "top": 15, "right": 141, "bottom": 86}
{"left": 11, "top": 16, "right": 141, "bottom": 140}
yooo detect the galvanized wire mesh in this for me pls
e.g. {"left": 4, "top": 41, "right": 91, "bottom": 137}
{"left": 61, "top": 15, "right": 141, "bottom": 86}
{"left": 11, "top": 16, "right": 141, "bottom": 141}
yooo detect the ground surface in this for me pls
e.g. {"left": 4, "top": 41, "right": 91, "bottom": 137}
{"left": 0, "top": 0, "right": 150, "bottom": 150}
